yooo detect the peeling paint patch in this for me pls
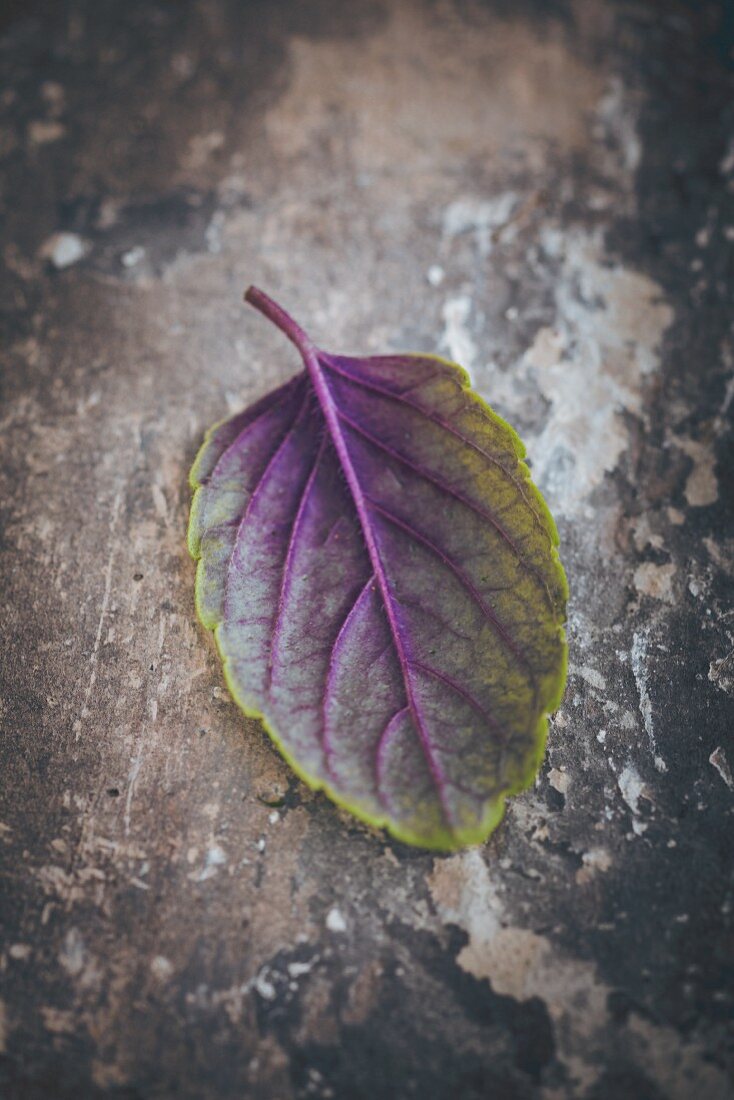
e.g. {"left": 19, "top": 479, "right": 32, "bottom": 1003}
{"left": 428, "top": 851, "right": 549, "bottom": 999}
{"left": 442, "top": 193, "right": 518, "bottom": 256}
{"left": 671, "top": 435, "right": 719, "bottom": 507}
{"left": 548, "top": 767, "right": 569, "bottom": 796}
{"left": 709, "top": 651, "right": 734, "bottom": 695}
{"left": 709, "top": 747, "right": 733, "bottom": 790}
{"left": 428, "top": 852, "right": 727, "bottom": 1098}
{"left": 523, "top": 229, "right": 673, "bottom": 515}
{"left": 617, "top": 763, "right": 649, "bottom": 831}
{"left": 633, "top": 561, "right": 676, "bottom": 603}
{"left": 576, "top": 665, "right": 607, "bottom": 691}
{"left": 576, "top": 848, "right": 613, "bottom": 885}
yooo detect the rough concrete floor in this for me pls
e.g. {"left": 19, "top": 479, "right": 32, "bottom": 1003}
{"left": 1, "top": 1, "right": 733, "bottom": 1097}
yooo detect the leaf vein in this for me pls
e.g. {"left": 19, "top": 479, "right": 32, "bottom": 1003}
{"left": 335, "top": 405, "right": 555, "bottom": 611}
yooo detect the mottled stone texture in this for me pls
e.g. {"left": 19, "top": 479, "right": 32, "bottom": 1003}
{"left": 0, "top": 1, "right": 732, "bottom": 1097}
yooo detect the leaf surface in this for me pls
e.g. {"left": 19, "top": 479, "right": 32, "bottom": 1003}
{"left": 189, "top": 288, "right": 568, "bottom": 849}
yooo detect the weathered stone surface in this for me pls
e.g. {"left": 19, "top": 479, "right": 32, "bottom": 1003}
{"left": 1, "top": 1, "right": 732, "bottom": 1097}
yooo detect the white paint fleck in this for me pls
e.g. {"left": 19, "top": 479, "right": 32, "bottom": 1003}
{"left": 709, "top": 747, "right": 733, "bottom": 790}
{"left": 630, "top": 632, "right": 666, "bottom": 770}
{"left": 325, "top": 907, "right": 347, "bottom": 933}
{"left": 254, "top": 969, "right": 277, "bottom": 1001}
{"left": 121, "top": 245, "right": 145, "bottom": 268}
{"left": 426, "top": 264, "right": 444, "bottom": 286}
{"left": 150, "top": 955, "right": 173, "bottom": 980}
{"left": 441, "top": 295, "right": 476, "bottom": 372}
{"left": 40, "top": 232, "right": 87, "bottom": 269}
{"left": 206, "top": 845, "right": 227, "bottom": 867}
{"left": 59, "top": 927, "right": 86, "bottom": 977}
{"left": 576, "top": 665, "right": 607, "bottom": 691}
{"left": 287, "top": 958, "right": 317, "bottom": 979}
{"left": 617, "top": 762, "right": 647, "bottom": 818}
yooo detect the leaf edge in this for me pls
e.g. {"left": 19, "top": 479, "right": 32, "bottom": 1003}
{"left": 187, "top": 353, "right": 569, "bottom": 851}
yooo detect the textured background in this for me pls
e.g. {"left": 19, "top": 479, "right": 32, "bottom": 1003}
{"left": 1, "top": 1, "right": 733, "bottom": 1097}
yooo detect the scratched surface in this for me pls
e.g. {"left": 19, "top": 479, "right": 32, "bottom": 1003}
{"left": 1, "top": 1, "right": 733, "bottom": 1098}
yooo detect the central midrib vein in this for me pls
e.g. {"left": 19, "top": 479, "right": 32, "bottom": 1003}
{"left": 304, "top": 347, "right": 455, "bottom": 827}
{"left": 243, "top": 286, "right": 455, "bottom": 829}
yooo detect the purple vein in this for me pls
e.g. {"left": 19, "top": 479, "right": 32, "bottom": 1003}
{"left": 320, "top": 356, "right": 552, "bottom": 547}
{"left": 334, "top": 406, "right": 554, "bottom": 611}
{"left": 223, "top": 392, "right": 314, "bottom": 622}
{"left": 408, "top": 660, "right": 509, "bottom": 745}
{"left": 206, "top": 374, "right": 305, "bottom": 485}
{"left": 322, "top": 576, "right": 376, "bottom": 772}
{"left": 267, "top": 434, "right": 328, "bottom": 690}
{"left": 375, "top": 707, "right": 410, "bottom": 811}
{"left": 365, "top": 497, "right": 537, "bottom": 693}
{"left": 302, "top": 359, "right": 457, "bottom": 828}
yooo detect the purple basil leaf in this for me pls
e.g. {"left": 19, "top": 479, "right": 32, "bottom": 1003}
{"left": 188, "top": 288, "right": 568, "bottom": 850}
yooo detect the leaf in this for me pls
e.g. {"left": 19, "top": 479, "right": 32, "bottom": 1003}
{"left": 189, "top": 288, "right": 568, "bottom": 850}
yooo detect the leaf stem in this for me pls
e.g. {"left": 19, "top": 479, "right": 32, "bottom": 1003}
{"left": 244, "top": 286, "right": 316, "bottom": 357}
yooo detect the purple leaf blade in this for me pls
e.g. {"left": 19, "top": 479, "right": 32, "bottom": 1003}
{"left": 188, "top": 289, "right": 568, "bottom": 850}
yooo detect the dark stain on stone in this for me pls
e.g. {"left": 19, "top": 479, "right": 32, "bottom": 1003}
{"left": 392, "top": 923, "right": 556, "bottom": 1083}
{"left": 585, "top": 1066, "right": 668, "bottom": 1100}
